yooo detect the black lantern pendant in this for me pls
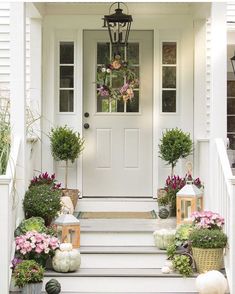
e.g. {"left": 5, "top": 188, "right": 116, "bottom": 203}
{"left": 103, "top": 2, "right": 133, "bottom": 52}
{"left": 231, "top": 53, "right": 235, "bottom": 75}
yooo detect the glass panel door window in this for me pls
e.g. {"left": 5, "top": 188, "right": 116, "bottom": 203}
{"left": 161, "top": 42, "right": 177, "bottom": 113}
{"left": 59, "top": 42, "right": 75, "bottom": 112}
{"left": 96, "top": 43, "right": 140, "bottom": 113}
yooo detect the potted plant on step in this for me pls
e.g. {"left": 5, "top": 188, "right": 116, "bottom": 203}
{"left": 159, "top": 128, "right": 193, "bottom": 177}
{"left": 50, "top": 125, "right": 85, "bottom": 208}
{"left": 189, "top": 211, "right": 227, "bottom": 273}
{"left": 13, "top": 260, "right": 44, "bottom": 294}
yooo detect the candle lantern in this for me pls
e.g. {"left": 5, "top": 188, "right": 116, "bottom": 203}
{"left": 54, "top": 214, "right": 80, "bottom": 248}
{"left": 176, "top": 181, "right": 203, "bottom": 225}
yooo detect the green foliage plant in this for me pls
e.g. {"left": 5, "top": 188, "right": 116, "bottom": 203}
{"left": 172, "top": 254, "right": 193, "bottom": 277}
{"left": 23, "top": 184, "right": 62, "bottom": 226}
{"left": 159, "top": 128, "right": 193, "bottom": 176}
{"left": 50, "top": 126, "right": 85, "bottom": 188}
{"left": 13, "top": 260, "right": 44, "bottom": 288}
{"left": 0, "top": 99, "right": 10, "bottom": 175}
{"left": 175, "top": 224, "right": 193, "bottom": 247}
{"left": 189, "top": 229, "right": 227, "bottom": 249}
{"left": 166, "top": 242, "right": 177, "bottom": 260}
{"left": 14, "top": 217, "right": 46, "bottom": 237}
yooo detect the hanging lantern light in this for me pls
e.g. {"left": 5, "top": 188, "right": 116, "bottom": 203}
{"left": 103, "top": 2, "right": 133, "bottom": 51}
{"left": 231, "top": 53, "right": 235, "bottom": 75}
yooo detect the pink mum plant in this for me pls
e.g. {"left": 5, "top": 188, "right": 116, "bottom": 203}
{"left": 191, "top": 211, "right": 224, "bottom": 230}
{"left": 15, "top": 231, "right": 60, "bottom": 266}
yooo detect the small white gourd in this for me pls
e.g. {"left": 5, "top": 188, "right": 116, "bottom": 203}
{"left": 164, "top": 260, "right": 173, "bottom": 270}
{"left": 196, "top": 270, "right": 227, "bottom": 294}
{"left": 60, "top": 196, "right": 74, "bottom": 215}
{"left": 52, "top": 243, "right": 81, "bottom": 273}
{"left": 161, "top": 266, "right": 171, "bottom": 274}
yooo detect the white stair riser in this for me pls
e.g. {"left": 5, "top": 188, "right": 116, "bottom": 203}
{"left": 42, "top": 276, "right": 197, "bottom": 293}
{"left": 80, "top": 253, "right": 166, "bottom": 269}
{"left": 81, "top": 232, "right": 154, "bottom": 246}
{"left": 76, "top": 200, "right": 157, "bottom": 212}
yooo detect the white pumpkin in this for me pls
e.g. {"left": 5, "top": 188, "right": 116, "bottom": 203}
{"left": 59, "top": 242, "right": 73, "bottom": 251}
{"left": 196, "top": 270, "right": 227, "bottom": 294}
{"left": 153, "top": 229, "right": 176, "bottom": 250}
{"left": 52, "top": 243, "right": 81, "bottom": 273}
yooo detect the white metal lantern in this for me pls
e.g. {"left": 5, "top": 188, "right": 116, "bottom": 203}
{"left": 176, "top": 181, "right": 203, "bottom": 225}
{"left": 54, "top": 214, "right": 80, "bottom": 248}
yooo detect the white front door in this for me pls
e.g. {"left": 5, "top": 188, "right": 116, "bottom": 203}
{"left": 83, "top": 30, "right": 153, "bottom": 197}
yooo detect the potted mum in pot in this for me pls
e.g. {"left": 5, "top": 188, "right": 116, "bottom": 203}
{"left": 189, "top": 211, "right": 227, "bottom": 273}
{"left": 50, "top": 125, "right": 85, "bottom": 208}
{"left": 13, "top": 260, "right": 44, "bottom": 294}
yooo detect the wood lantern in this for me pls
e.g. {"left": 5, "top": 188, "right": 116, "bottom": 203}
{"left": 176, "top": 181, "right": 203, "bottom": 225}
{"left": 54, "top": 214, "right": 80, "bottom": 248}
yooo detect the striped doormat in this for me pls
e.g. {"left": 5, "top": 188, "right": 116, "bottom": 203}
{"left": 76, "top": 210, "right": 157, "bottom": 219}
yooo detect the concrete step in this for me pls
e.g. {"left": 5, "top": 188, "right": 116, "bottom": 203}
{"left": 76, "top": 197, "right": 158, "bottom": 212}
{"left": 42, "top": 268, "right": 198, "bottom": 293}
{"left": 80, "top": 246, "right": 167, "bottom": 269}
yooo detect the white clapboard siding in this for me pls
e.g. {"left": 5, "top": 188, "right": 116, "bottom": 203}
{"left": 0, "top": 3, "right": 10, "bottom": 91}
{"left": 0, "top": 4, "right": 30, "bottom": 99}
{"left": 227, "top": 2, "right": 235, "bottom": 23}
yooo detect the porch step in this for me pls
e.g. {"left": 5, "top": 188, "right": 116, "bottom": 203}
{"left": 80, "top": 246, "right": 167, "bottom": 268}
{"left": 76, "top": 197, "right": 158, "bottom": 212}
{"left": 79, "top": 218, "right": 176, "bottom": 246}
{"left": 42, "top": 268, "right": 198, "bottom": 293}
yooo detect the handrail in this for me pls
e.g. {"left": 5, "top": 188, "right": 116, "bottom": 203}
{"left": 215, "top": 138, "right": 235, "bottom": 294}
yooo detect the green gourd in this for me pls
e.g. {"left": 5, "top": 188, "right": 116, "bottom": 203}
{"left": 158, "top": 207, "right": 169, "bottom": 219}
{"left": 45, "top": 279, "right": 61, "bottom": 294}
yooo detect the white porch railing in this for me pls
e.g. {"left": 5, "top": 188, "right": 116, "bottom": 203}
{"left": 214, "top": 138, "right": 235, "bottom": 294}
{"left": 0, "top": 137, "right": 21, "bottom": 293}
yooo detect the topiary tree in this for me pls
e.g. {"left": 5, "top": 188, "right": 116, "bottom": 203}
{"left": 159, "top": 128, "right": 193, "bottom": 176}
{"left": 50, "top": 126, "right": 85, "bottom": 189}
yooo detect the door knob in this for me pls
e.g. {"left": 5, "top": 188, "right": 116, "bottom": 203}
{"left": 84, "top": 112, "right": 89, "bottom": 118}
{"left": 84, "top": 123, "right": 90, "bottom": 129}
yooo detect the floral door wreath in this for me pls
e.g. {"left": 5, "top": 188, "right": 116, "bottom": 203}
{"left": 97, "top": 55, "right": 139, "bottom": 102}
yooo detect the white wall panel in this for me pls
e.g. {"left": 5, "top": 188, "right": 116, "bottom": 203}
{"left": 96, "top": 129, "right": 112, "bottom": 168}
{"left": 124, "top": 129, "right": 139, "bottom": 168}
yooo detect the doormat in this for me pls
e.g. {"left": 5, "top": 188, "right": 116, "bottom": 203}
{"left": 76, "top": 210, "right": 157, "bottom": 219}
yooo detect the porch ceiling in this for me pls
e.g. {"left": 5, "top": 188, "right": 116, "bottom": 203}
{"left": 34, "top": 2, "right": 198, "bottom": 16}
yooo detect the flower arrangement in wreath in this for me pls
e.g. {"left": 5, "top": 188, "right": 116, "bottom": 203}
{"left": 97, "top": 54, "right": 139, "bottom": 102}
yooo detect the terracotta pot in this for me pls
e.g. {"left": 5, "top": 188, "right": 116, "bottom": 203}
{"left": 61, "top": 189, "right": 79, "bottom": 208}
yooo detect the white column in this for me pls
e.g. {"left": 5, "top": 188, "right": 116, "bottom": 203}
{"left": 10, "top": 2, "right": 26, "bottom": 218}
{"left": 27, "top": 18, "right": 42, "bottom": 180}
{"left": 209, "top": 3, "right": 227, "bottom": 210}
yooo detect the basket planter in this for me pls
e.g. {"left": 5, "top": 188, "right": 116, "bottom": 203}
{"left": 192, "top": 247, "right": 224, "bottom": 273}
{"left": 61, "top": 188, "right": 79, "bottom": 208}
{"left": 22, "top": 283, "right": 43, "bottom": 294}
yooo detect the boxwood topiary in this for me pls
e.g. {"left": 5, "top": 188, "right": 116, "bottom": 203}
{"left": 189, "top": 228, "right": 227, "bottom": 249}
{"left": 159, "top": 128, "right": 193, "bottom": 176}
{"left": 23, "top": 184, "right": 62, "bottom": 226}
{"left": 50, "top": 126, "right": 84, "bottom": 189}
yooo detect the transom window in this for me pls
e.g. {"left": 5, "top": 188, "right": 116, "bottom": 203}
{"left": 96, "top": 43, "right": 140, "bottom": 113}
{"left": 59, "top": 42, "right": 74, "bottom": 112}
